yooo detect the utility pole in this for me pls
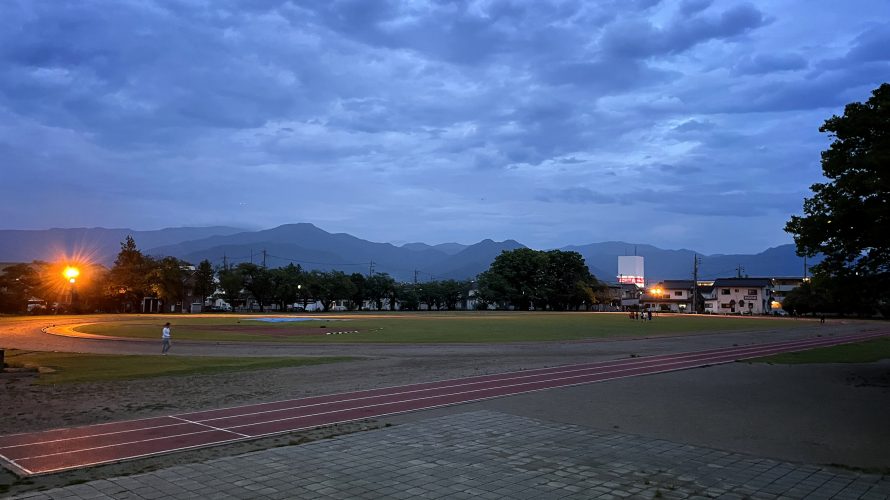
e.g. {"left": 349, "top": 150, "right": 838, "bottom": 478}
{"left": 223, "top": 254, "right": 228, "bottom": 271}
{"left": 414, "top": 269, "right": 419, "bottom": 285}
{"left": 803, "top": 256, "right": 808, "bottom": 280}
{"left": 736, "top": 265, "right": 745, "bottom": 278}
{"left": 692, "top": 254, "right": 700, "bottom": 314}
{"left": 368, "top": 261, "right": 375, "bottom": 278}
{"left": 262, "top": 249, "right": 267, "bottom": 268}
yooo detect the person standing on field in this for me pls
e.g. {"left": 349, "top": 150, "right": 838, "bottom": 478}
{"left": 162, "top": 322, "right": 172, "bottom": 354}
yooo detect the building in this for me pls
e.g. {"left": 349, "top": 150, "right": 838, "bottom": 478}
{"left": 608, "top": 283, "right": 643, "bottom": 310}
{"left": 703, "top": 278, "right": 774, "bottom": 315}
{"left": 641, "top": 280, "right": 695, "bottom": 312}
{"left": 617, "top": 256, "right": 644, "bottom": 288}
{"left": 768, "top": 277, "right": 808, "bottom": 312}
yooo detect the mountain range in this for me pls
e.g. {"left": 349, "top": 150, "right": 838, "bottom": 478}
{"left": 0, "top": 223, "right": 817, "bottom": 283}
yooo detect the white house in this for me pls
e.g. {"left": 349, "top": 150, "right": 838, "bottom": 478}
{"left": 703, "top": 278, "right": 773, "bottom": 314}
{"left": 642, "top": 280, "right": 695, "bottom": 312}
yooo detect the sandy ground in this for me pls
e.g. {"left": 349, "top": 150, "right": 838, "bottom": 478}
{"left": 0, "top": 315, "right": 888, "bottom": 495}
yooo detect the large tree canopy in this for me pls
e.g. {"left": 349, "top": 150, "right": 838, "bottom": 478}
{"left": 785, "top": 83, "right": 890, "bottom": 277}
{"left": 785, "top": 83, "right": 890, "bottom": 315}
{"left": 478, "top": 248, "right": 601, "bottom": 311}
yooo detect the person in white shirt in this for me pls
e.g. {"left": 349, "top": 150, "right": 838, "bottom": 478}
{"left": 162, "top": 322, "right": 172, "bottom": 354}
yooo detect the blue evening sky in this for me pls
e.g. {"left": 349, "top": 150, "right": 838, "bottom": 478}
{"left": 1, "top": 0, "right": 887, "bottom": 253}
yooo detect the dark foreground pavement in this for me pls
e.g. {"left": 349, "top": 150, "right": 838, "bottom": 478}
{"left": 10, "top": 410, "right": 890, "bottom": 500}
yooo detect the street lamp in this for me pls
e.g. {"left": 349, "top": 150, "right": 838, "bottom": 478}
{"left": 63, "top": 266, "right": 80, "bottom": 283}
{"left": 63, "top": 266, "right": 80, "bottom": 311}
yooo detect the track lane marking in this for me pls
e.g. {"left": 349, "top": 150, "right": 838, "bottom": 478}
{"left": 223, "top": 334, "right": 882, "bottom": 432}
{"left": 176, "top": 332, "right": 869, "bottom": 419}
{"left": 4, "top": 331, "right": 884, "bottom": 448}
{"left": 169, "top": 416, "right": 250, "bottom": 438}
{"left": 189, "top": 331, "right": 888, "bottom": 424}
{"left": 3, "top": 330, "right": 886, "bottom": 475}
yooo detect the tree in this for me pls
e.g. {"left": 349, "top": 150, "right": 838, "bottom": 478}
{"left": 314, "top": 271, "right": 356, "bottom": 312}
{"left": 347, "top": 273, "right": 366, "bottom": 310}
{"left": 216, "top": 266, "right": 244, "bottom": 310}
{"left": 541, "top": 250, "right": 598, "bottom": 311}
{"left": 785, "top": 83, "right": 890, "bottom": 314}
{"left": 193, "top": 259, "right": 216, "bottom": 308}
{"left": 108, "top": 236, "right": 154, "bottom": 312}
{"left": 237, "top": 263, "right": 274, "bottom": 312}
{"left": 438, "top": 279, "right": 469, "bottom": 310}
{"left": 270, "top": 264, "right": 303, "bottom": 311}
{"left": 779, "top": 281, "right": 823, "bottom": 316}
{"left": 477, "top": 248, "right": 549, "bottom": 310}
{"left": 365, "top": 273, "right": 396, "bottom": 310}
{"left": 147, "top": 257, "right": 192, "bottom": 311}
{"left": 0, "top": 263, "right": 40, "bottom": 313}
{"left": 417, "top": 280, "right": 441, "bottom": 310}
{"left": 477, "top": 248, "right": 601, "bottom": 310}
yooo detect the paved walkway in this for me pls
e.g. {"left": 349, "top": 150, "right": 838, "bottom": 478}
{"left": 11, "top": 410, "right": 890, "bottom": 499}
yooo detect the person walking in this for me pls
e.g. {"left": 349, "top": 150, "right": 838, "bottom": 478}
{"left": 161, "top": 322, "right": 172, "bottom": 354}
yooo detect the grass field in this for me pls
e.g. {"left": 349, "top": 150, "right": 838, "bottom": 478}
{"left": 71, "top": 312, "right": 809, "bottom": 344}
{"left": 752, "top": 337, "right": 890, "bottom": 365}
{"left": 2, "top": 350, "right": 353, "bottom": 384}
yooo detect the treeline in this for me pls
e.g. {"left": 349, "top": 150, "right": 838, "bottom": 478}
{"left": 0, "top": 237, "right": 607, "bottom": 314}
{"left": 780, "top": 275, "right": 890, "bottom": 318}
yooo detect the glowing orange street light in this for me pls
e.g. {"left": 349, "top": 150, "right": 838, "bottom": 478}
{"left": 63, "top": 266, "right": 80, "bottom": 284}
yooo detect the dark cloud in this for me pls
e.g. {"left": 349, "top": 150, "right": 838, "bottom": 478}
{"left": 536, "top": 187, "right": 617, "bottom": 204}
{"left": 679, "top": 0, "right": 714, "bottom": 15}
{"left": 845, "top": 24, "right": 890, "bottom": 63}
{"left": 0, "top": 0, "right": 886, "bottom": 254}
{"left": 599, "top": 3, "right": 768, "bottom": 58}
{"left": 542, "top": 58, "right": 678, "bottom": 93}
{"left": 733, "top": 52, "right": 807, "bottom": 74}
{"left": 659, "top": 163, "right": 703, "bottom": 175}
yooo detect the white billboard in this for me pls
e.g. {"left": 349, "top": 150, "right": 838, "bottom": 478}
{"left": 617, "top": 256, "right": 644, "bottom": 287}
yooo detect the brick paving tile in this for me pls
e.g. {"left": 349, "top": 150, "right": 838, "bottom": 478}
{"left": 8, "top": 410, "right": 890, "bottom": 500}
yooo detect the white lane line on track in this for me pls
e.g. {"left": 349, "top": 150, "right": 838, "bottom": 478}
{"left": 169, "top": 416, "right": 250, "bottom": 438}
{"left": 0, "top": 415, "right": 183, "bottom": 440}
{"left": 11, "top": 339, "right": 801, "bottom": 461}
{"left": 14, "top": 331, "right": 887, "bottom": 474}
{"left": 0, "top": 421, "right": 203, "bottom": 451}
{"left": 15, "top": 428, "right": 223, "bottom": 462}
{"left": 176, "top": 331, "right": 889, "bottom": 421}
{"left": 173, "top": 332, "right": 851, "bottom": 419}
{"left": 0, "top": 453, "right": 33, "bottom": 476}
{"left": 192, "top": 331, "right": 889, "bottom": 425}
{"left": 5, "top": 331, "right": 885, "bottom": 450}
{"left": 222, "top": 332, "right": 888, "bottom": 432}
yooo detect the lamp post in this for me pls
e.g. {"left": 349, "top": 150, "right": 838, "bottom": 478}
{"left": 63, "top": 266, "right": 80, "bottom": 312}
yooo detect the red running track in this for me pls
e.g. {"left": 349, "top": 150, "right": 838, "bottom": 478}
{"left": 1, "top": 330, "right": 886, "bottom": 476}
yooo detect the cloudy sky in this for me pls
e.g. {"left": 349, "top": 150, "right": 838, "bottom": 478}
{"left": 1, "top": 0, "right": 887, "bottom": 254}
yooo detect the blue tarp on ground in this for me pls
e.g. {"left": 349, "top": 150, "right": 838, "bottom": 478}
{"left": 247, "top": 317, "right": 347, "bottom": 322}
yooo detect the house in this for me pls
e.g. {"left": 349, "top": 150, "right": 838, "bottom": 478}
{"left": 607, "top": 283, "right": 643, "bottom": 310}
{"left": 641, "top": 280, "right": 695, "bottom": 312}
{"left": 768, "top": 276, "right": 807, "bottom": 312}
{"left": 703, "top": 278, "right": 774, "bottom": 315}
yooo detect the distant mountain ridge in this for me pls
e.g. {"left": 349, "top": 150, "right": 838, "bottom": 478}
{"left": 0, "top": 223, "right": 816, "bottom": 283}
{"left": 0, "top": 226, "right": 244, "bottom": 264}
